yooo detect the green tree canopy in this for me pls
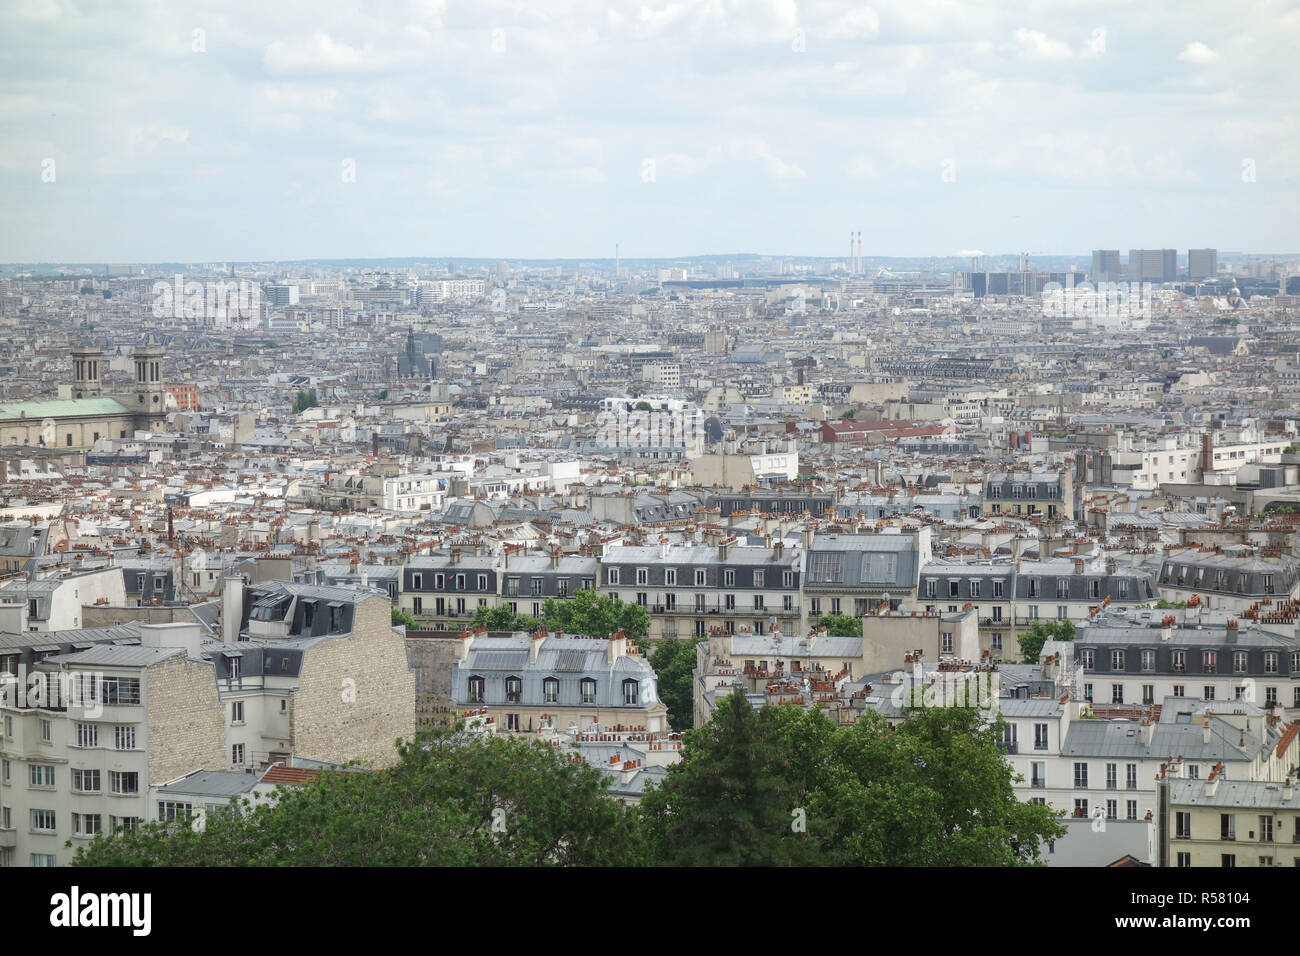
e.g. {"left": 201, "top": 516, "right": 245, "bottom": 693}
{"left": 1017, "top": 619, "right": 1076, "bottom": 663}
{"left": 537, "top": 589, "right": 648, "bottom": 641}
{"left": 72, "top": 728, "right": 643, "bottom": 867}
{"left": 469, "top": 604, "right": 541, "bottom": 633}
{"left": 391, "top": 607, "right": 417, "bottom": 629}
{"left": 648, "top": 636, "right": 700, "bottom": 732}
{"left": 816, "top": 613, "right": 863, "bottom": 637}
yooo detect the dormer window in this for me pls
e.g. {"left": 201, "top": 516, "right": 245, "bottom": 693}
{"left": 581, "top": 678, "right": 596, "bottom": 704}
{"left": 506, "top": 676, "right": 522, "bottom": 703}
{"left": 622, "top": 679, "right": 639, "bottom": 705}
{"left": 543, "top": 677, "right": 559, "bottom": 703}
{"left": 468, "top": 676, "right": 485, "bottom": 703}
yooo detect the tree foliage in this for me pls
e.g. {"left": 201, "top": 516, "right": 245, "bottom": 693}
{"left": 1017, "top": 619, "right": 1076, "bottom": 663}
{"left": 641, "top": 693, "right": 1064, "bottom": 866}
{"left": 537, "top": 589, "right": 648, "bottom": 640}
{"left": 73, "top": 728, "right": 644, "bottom": 867}
{"left": 391, "top": 607, "right": 417, "bottom": 629}
{"left": 292, "top": 389, "right": 319, "bottom": 414}
{"left": 816, "top": 613, "right": 863, "bottom": 637}
{"left": 648, "top": 636, "right": 700, "bottom": 732}
{"left": 469, "top": 604, "right": 541, "bottom": 632}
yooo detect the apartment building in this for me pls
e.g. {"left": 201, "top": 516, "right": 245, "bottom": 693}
{"left": 499, "top": 550, "right": 599, "bottom": 621}
{"left": 450, "top": 630, "right": 669, "bottom": 733}
{"left": 1071, "top": 609, "right": 1300, "bottom": 717}
{"left": 400, "top": 551, "right": 499, "bottom": 628}
{"left": 0, "top": 623, "right": 225, "bottom": 868}
{"left": 1145, "top": 546, "right": 1300, "bottom": 611}
{"left": 981, "top": 470, "right": 1075, "bottom": 522}
{"left": 802, "top": 529, "right": 928, "bottom": 623}
{"left": 914, "top": 557, "right": 1157, "bottom": 661}
{"left": 0, "top": 566, "right": 126, "bottom": 632}
{"left": 599, "top": 538, "right": 801, "bottom": 642}
{"left": 1165, "top": 772, "right": 1300, "bottom": 867}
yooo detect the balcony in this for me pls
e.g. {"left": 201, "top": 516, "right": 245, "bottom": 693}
{"left": 1031, "top": 778, "right": 1046, "bottom": 789}
{"left": 996, "top": 740, "right": 1018, "bottom": 754}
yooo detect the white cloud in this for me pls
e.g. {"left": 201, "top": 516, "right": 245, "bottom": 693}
{"left": 1011, "top": 28, "right": 1074, "bottom": 62}
{"left": 1177, "top": 41, "right": 1220, "bottom": 63}
{"left": 264, "top": 34, "right": 381, "bottom": 73}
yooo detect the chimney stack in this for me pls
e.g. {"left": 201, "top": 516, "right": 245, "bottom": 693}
{"left": 530, "top": 630, "right": 545, "bottom": 663}
{"left": 608, "top": 630, "right": 626, "bottom": 666}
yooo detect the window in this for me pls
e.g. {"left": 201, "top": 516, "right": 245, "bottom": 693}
{"left": 753, "top": 570, "right": 765, "bottom": 589}
{"left": 1172, "top": 650, "right": 1186, "bottom": 673}
{"left": 1266, "top": 687, "right": 1278, "bottom": 706}
{"left": 925, "top": 580, "right": 936, "bottom": 599}
{"left": 970, "top": 581, "right": 981, "bottom": 598}
{"left": 831, "top": 599, "right": 841, "bottom": 615}
{"left": 158, "top": 801, "right": 192, "bottom": 823}
{"left": 111, "top": 816, "right": 140, "bottom": 834}
{"left": 1111, "top": 650, "right": 1125, "bottom": 670}
{"left": 1173, "top": 684, "right": 1185, "bottom": 697}
{"left": 1057, "top": 606, "right": 1069, "bottom": 621}
{"left": 941, "top": 632, "right": 953, "bottom": 655}
{"left": 993, "top": 580, "right": 1004, "bottom": 598}
{"left": 30, "top": 765, "right": 55, "bottom": 788}
{"left": 230, "top": 657, "right": 241, "bottom": 680}
{"left": 665, "top": 569, "right": 677, "bottom": 587}
{"left": 581, "top": 679, "right": 596, "bottom": 704}
{"left": 608, "top": 568, "right": 620, "bottom": 585}
{"left": 231, "top": 700, "right": 245, "bottom": 724}
{"left": 753, "top": 595, "right": 765, "bottom": 611}
{"left": 1175, "top": 812, "right": 1191, "bottom": 839}
{"left": 72, "top": 769, "right": 100, "bottom": 793}
{"left": 1106, "top": 763, "right": 1118, "bottom": 789}
{"left": 110, "top": 771, "right": 139, "bottom": 795}
{"left": 506, "top": 714, "right": 521, "bottom": 732}
{"left": 695, "top": 569, "right": 706, "bottom": 586}
{"left": 1057, "top": 579, "right": 1069, "bottom": 599}
{"left": 1034, "top": 723, "right": 1048, "bottom": 750}
{"left": 992, "top": 633, "right": 1003, "bottom": 651}
{"left": 1142, "top": 684, "right": 1154, "bottom": 705}
{"left": 1260, "top": 815, "right": 1274, "bottom": 843}
{"left": 1111, "top": 684, "right": 1124, "bottom": 704}
{"left": 1233, "top": 651, "right": 1248, "bottom": 673}
{"left": 1082, "top": 649, "right": 1095, "bottom": 669}
{"left": 1221, "top": 814, "right": 1235, "bottom": 840}
{"left": 1265, "top": 653, "right": 1279, "bottom": 674}
{"left": 636, "top": 568, "right": 649, "bottom": 585}
{"left": 1084, "top": 683, "right": 1093, "bottom": 701}
{"left": 505, "top": 676, "right": 521, "bottom": 703}
{"left": 72, "top": 813, "right": 101, "bottom": 837}
{"left": 32, "top": 854, "right": 57, "bottom": 867}
{"left": 114, "top": 725, "right": 137, "bottom": 750}
{"left": 1106, "top": 799, "right": 1118, "bottom": 820}
{"left": 232, "top": 744, "right": 244, "bottom": 766}
{"left": 412, "top": 573, "right": 422, "bottom": 589}
{"left": 723, "top": 570, "right": 735, "bottom": 587}
{"left": 622, "top": 679, "right": 639, "bottom": 705}
{"left": 543, "top": 677, "right": 559, "bottom": 704}
{"left": 101, "top": 676, "right": 142, "bottom": 704}
{"left": 1222, "top": 855, "right": 1235, "bottom": 868}
{"left": 1203, "top": 686, "right": 1216, "bottom": 701}
{"left": 31, "top": 810, "right": 56, "bottom": 832}
{"left": 455, "top": 574, "right": 466, "bottom": 590}
{"left": 782, "top": 571, "right": 794, "bottom": 588}
{"left": 1073, "top": 799, "right": 1089, "bottom": 818}
{"left": 1126, "top": 800, "right": 1138, "bottom": 821}
{"left": 1073, "top": 762, "right": 1088, "bottom": 788}
{"left": 783, "top": 595, "right": 794, "bottom": 612}
{"left": 40, "top": 719, "right": 52, "bottom": 743}
{"left": 949, "top": 580, "right": 959, "bottom": 598}
{"left": 1031, "top": 761, "right": 1046, "bottom": 788}
{"left": 1202, "top": 650, "right": 1217, "bottom": 673}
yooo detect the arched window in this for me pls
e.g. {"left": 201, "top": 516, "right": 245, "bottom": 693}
{"left": 468, "top": 676, "right": 485, "bottom": 703}
{"left": 505, "top": 676, "right": 522, "bottom": 703}
{"left": 543, "top": 677, "right": 559, "bottom": 704}
{"left": 580, "top": 678, "right": 596, "bottom": 704}
{"left": 622, "top": 679, "right": 639, "bottom": 705}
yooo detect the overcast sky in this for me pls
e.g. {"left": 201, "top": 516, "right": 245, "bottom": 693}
{"left": 1, "top": 0, "right": 1296, "bottom": 262}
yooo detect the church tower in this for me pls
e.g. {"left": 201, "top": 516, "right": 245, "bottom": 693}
{"left": 132, "top": 345, "right": 167, "bottom": 427}
{"left": 70, "top": 347, "right": 104, "bottom": 400}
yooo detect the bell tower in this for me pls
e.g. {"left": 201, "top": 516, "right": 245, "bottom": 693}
{"left": 133, "top": 345, "right": 167, "bottom": 426}
{"left": 70, "top": 347, "right": 103, "bottom": 400}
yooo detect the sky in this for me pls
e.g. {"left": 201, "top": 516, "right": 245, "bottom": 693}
{"left": 1, "top": 0, "right": 1297, "bottom": 263}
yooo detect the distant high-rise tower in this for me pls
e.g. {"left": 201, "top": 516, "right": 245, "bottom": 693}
{"left": 1090, "top": 250, "right": 1121, "bottom": 283}
{"left": 1188, "top": 248, "right": 1218, "bottom": 281}
{"left": 1128, "top": 249, "right": 1177, "bottom": 283}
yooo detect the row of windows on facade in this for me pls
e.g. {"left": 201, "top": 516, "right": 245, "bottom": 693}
{"left": 409, "top": 573, "right": 493, "bottom": 591}
{"left": 986, "top": 484, "right": 1062, "bottom": 499}
{"left": 1161, "top": 567, "right": 1275, "bottom": 593}
{"left": 925, "top": 578, "right": 1124, "bottom": 599}
{"left": 1174, "top": 812, "right": 1295, "bottom": 844}
{"left": 467, "top": 676, "right": 641, "bottom": 705}
{"left": 1080, "top": 648, "right": 1300, "bottom": 674}
{"left": 4, "top": 719, "right": 137, "bottom": 748}
{"left": 15, "top": 801, "right": 221, "bottom": 837}
{"left": 1030, "top": 797, "right": 1145, "bottom": 821}
{"left": 0, "top": 673, "right": 141, "bottom": 705}
{"left": 1080, "top": 682, "right": 1295, "bottom": 707}
{"left": 607, "top": 569, "right": 795, "bottom": 588}
{"left": 607, "top": 592, "right": 794, "bottom": 612}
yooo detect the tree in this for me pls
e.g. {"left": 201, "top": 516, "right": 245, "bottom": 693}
{"left": 72, "top": 728, "right": 644, "bottom": 867}
{"left": 391, "top": 608, "right": 417, "bottom": 629}
{"left": 469, "top": 604, "right": 541, "bottom": 633}
{"left": 816, "top": 613, "right": 862, "bottom": 637}
{"left": 1017, "top": 619, "right": 1076, "bottom": 663}
{"left": 640, "top": 692, "right": 821, "bottom": 866}
{"left": 648, "top": 637, "right": 700, "bottom": 731}
{"left": 634, "top": 401, "right": 652, "bottom": 411}
{"left": 378, "top": 389, "right": 389, "bottom": 400}
{"left": 537, "top": 590, "right": 648, "bottom": 641}
{"left": 292, "top": 389, "right": 319, "bottom": 414}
